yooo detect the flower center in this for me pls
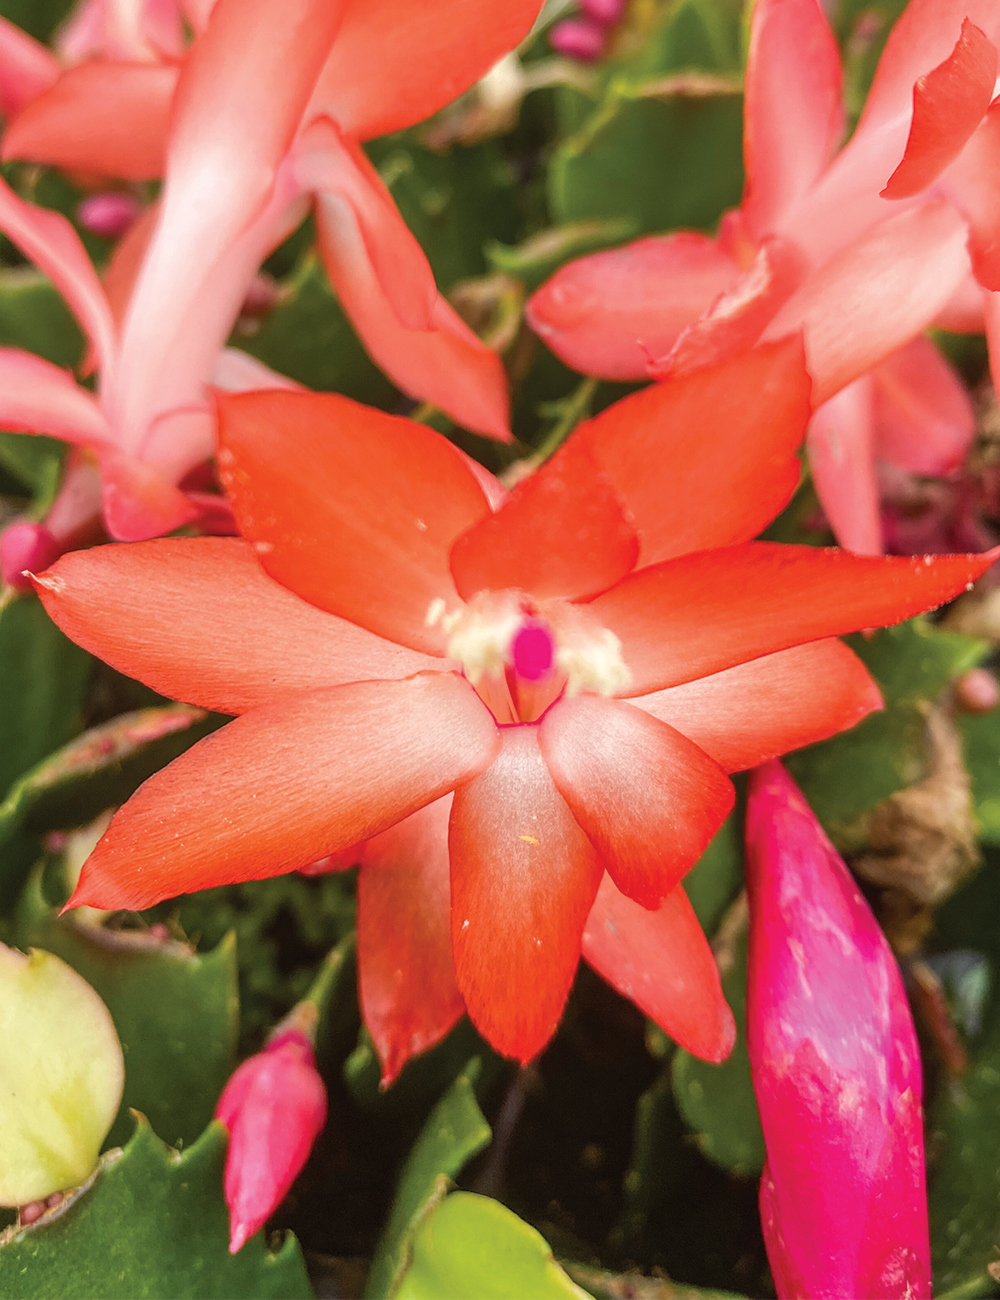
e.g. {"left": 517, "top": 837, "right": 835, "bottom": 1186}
{"left": 427, "top": 590, "right": 631, "bottom": 723}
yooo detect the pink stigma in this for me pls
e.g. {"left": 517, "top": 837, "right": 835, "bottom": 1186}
{"left": 512, "top": 621, "right": 554, "bottom": 681}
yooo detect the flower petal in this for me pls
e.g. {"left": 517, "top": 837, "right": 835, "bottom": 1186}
{"left": 97, "top": 448, "right": 199, "bottom": 542}
{"left": 582, "top": 875, "right": 735, "bottom": 1062}
{"left": 0, "top": 348, "right": 111, "bottom": 446}
{"left": 314, "top": 192, "right": 511, "bottom": 440}
{"left": 525, "top": 233, "right": 741, "bottom": 381}
{"left": 871, "top": 336, "right": 976, "bottom": 476}
{"left": 358, "top": 796, "right": 465, "bottom": 1086}
{"left": 539, "top": 695, "right": 734, "bottom": 909}
{"left": 449, "top": 442, "right": 638, "bottom": 603}
{"left": 742, "top": 0, "right": 844, "bottom": 238}
{"left": 592, "top": 540, "right": 1000, "bottom": 696}
{"left": 68, "top": 674, "right": 500, "bottom": 912}
{"left": 939, "top": 99, "right": 1000, "bottom": 292}
{"left": 309, "top": 0, "right": 544, "bottom": 141}
{"left": 807, "top": 376, "right": 883, "bottom": 555}
{"left": 1, "top": 62, "right": 176, "bottom": 181}
{"left": 632, "top": 639, "right": 883, "bottom": 773}
{"left": 0, "top": 17, "right": 58, "bottom": 118}
{"left": 881, "top": 19, "right": 997, "bottom": 200}
{"left": 559, "top": 337, "right": 809, "bottom": 567}
{"left": 217, "top": 389, "right": 491, "bottom": 654}
{"left": 0, "top": 174, "right": 116, "bottom": 375}
{"left": 34, "top": 537, "right": 439, "bottom": 713}
{"left": 449, "top": 724, "right": 603, "bottom": 1064}
{"left": 763, "top": 199, "right": 971, "bottom": 405}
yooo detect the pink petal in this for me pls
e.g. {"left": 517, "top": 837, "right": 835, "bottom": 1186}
{"left": 871, "top": 336, "right": 975, "bottom": 475}
{"left": 525, "top": 233, "right": 741, "bottom": 381}
{"left": 314, "top": 192, "right": 511, "bottom": 439}
{"left": 308, "top": 0, "right": 545, "bottom": 141}
{"left": 449, "top": 724, "right": 603, "bottom": 1064}
{"left": 1, "top": 62, "right": 176, "bottom": 181}
{"left": 68, "top": 674, "right": 500, "bottom": 911}
{"left": 0, "top": 17, "right": 59, "bottom": 118}
{"left": 632, "top": 639, "right": 883, "bottom": 772}
{"left": 763, "top": 199, "right": 970, "bottom": 405}
{"left": 34, "top": 537, "right": 439, "bottom": 713}
{"left": 97, "top": 446, "right": 199, "bottom": 541}
{"left": 0, "top": 174, "right": 116, "bottom": 375}
{"left": 881, "top": 19, "right": 997, "bottom": 199}
{"left": 211, "top": 348, "right": 304, "bottom": 394}
{"left": 939, "top": 99, "right": 1000, "bottom": 291}
{"left": 358, "top": 796, "right": 465, "bottom": 1086}
{"left": 450, "top": 442, "right": 638, "bottom": 603}
{"left": 591, "top": 541, "right": 1000, "bottom": 696}
{"left": 742, "top": 0, "right": 844, "bottom": 239}
{"left": 539, "top": 695, "right": 734, "bottom": 909}
{"left": 582, "top": 875, "right": 735, "bottom": 1062}
{"left": 807, "top": 377, "right": 883, "bottom": 555}
{"left": 650, "top": 236, "right": 806, "bottom": 381}
{"left": 0, "top": 348, "right": 111, "bottom": 446}
{"left": 294, "top": 118, "right": 436, "bottom": 332}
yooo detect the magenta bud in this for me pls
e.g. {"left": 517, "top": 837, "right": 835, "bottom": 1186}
{"left": 214, "top": 1026, "right": 327, "bottom": 1254}
{"left": 745, "top": 761, "right": 930, "bottom": 1300}
{"left": 76, "top": 192, "right": 142, "bottom": 240}
{"left": 955, "top": 667, "right": 1000, "bottom": 714}
{"left": 579, "top": 0, "right": 626, "bottom": 24}
{"left": 1, "top": 521, "right": 61, "bottom": 590}
{"left": 548, "top": 16, "right": 607, "bottom": 61}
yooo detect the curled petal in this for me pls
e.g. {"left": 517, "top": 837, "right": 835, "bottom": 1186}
{"left": 0, "top": 349, "right": 111, "bottom": 446}
{"left": 807, "top": 377, "right": 883, "bottom": 555}
{"left": 68, "top": 674, "right": 500, "bottom": 911}
{"left": 1, "top": 63, "right": 176, "bottom": 181}
{"left": 525, "top": 233, "right": 741, "bottom": 382}
{"left": 34, "top": 537, "right": 439, "bottom": 714}
{"left": 742, "top": 0, "right": 844, "bottom": 238}
{"left": 583, "top": 875, "right": 735, "bottom": 1062}
{"left": 314, "top": 192, "right": 511, "bottom": 440}
{"left": 592, "top": 541, "right": 1000, "bottom": 696}
{"left": 97, "top": 447, "right": 199, "bottom": 541}
{"left": 633, "top": 639, "right": 883, "bottom": 773}
{"left": 358, "top": 796, "right": 465, "bottom": 1086}
{"left": 449, "top": 725, "right": 603, "bottom": 1064}
{"left": 450, "top": 442, "right": 638, "bottom": 603}
{"left": 881, "top": 19, "right": 997, "bottom": 199}
{"left": 940, "top": 100, "right": 1000, "bottom": 292}
{"left": 539, "top": 695, "right": 734, "bottom": 909}
{"left": 217, "top": 389, "right": 490, "bottom": 654}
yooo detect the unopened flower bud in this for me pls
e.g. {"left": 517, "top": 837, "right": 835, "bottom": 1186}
{"left": 745, "top": 762, "right": 931, "bottom": 1300}
{"left": 215, "top": 1010, "right": 327, "bottom": 1253}
{"left": 580, "top": 0, "right": 626, "bottom": 25}
{"left": 955, "top": 666, "right": 1000, "bottom": 714}
{"left": 0, "top": 944, "right": 124, "bottom": 1206}
{"left": 549, "top": 16, "right": 607, "bottom": 61}
{"left": 76, "top": 191, "right": 142, "bottom": 240}
{"left": 1, "top": 521, "right": 61, "bottom": 590}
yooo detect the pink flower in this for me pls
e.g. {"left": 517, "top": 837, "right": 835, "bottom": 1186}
{"left": 528, "top": 0, "right": 1000, "bottom": 552}
{"left": 1, "top": 0, "right": 543, "bottom": 444}
{"left": 214, "top": 1020, "right": 327, "bottom": 1255}
{"left": 744, "top": 760, "right": 930, "bottom": 1300}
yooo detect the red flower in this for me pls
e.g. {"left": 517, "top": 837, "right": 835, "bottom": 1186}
{"left": 34, "top": 342, "right": 998, "bottom": 1064}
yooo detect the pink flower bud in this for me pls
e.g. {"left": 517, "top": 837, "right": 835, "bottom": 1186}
{"left": 579, "top": 0, "right": 626, "bottom": 25}
{"left": 549, "top": 16, "right": 607, "bottom": 61}
{"left": 76, "top": 192, "right": 142, "bottom": 240}
{"left": 1, "top": 521, "right": 61, "bottom": 590}
{"left": 214, "top": 1025, "right": 327, "bottom": 1254}
{"left": 955, "top": 666, "right": 1000, "bottom": 714}
{"left": 745, "top": 761, "right": 930, "bottom": 1300}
